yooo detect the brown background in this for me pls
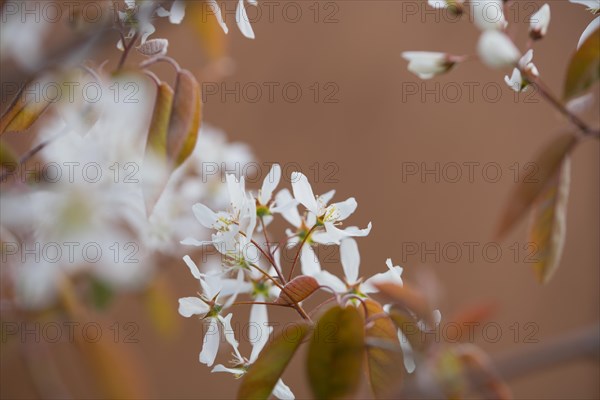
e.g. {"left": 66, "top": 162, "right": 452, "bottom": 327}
{"left": 1, "top": 1, "right": 599, "bottom": 399}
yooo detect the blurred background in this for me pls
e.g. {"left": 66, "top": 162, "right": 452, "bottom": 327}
{"left": 1, "top": 0, "right": 599, "bottom": 399}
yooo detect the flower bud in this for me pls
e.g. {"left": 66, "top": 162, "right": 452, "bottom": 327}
{"left": 477, "top": 31, "right": 521, "bottom": 68}
{"left": 530, "top": 4, "right": 551, "bottom": 40}
{"left": 401, "top": 52, "right": 457, "bottom": 79}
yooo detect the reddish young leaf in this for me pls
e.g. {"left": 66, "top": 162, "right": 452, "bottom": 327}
{"left": 238, "top": 323, "right": 311, "bottom": 400}
{"left": 375, "top": 282, "right": 435, "bottom": 329}
{"left": 496, "top": 133, "right": 577, "bottom": 239}
{"left": 275, "top": 275, "right": 319, "bottom": 305}
{"left": 528, "top": 157, "right": 571, "bottom": 283}
{"left": 166, "top": 69, "right": 201, "bottom": 167}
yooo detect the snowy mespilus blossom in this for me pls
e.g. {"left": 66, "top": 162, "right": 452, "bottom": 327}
{"left": 504, "top": 50, "right": 539, "bottom": 92}
{"left": 477, "top": 30, "right": 521, "bottom": 69}
{"left": 401, "top": 52, "right": 458, "bottom": 80}
{"left": 529, "top": 4, "right": 551, "bottom": 40}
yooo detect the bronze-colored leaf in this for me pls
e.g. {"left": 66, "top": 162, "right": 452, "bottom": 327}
{"left": 375, "top": 282, "right": 435, "bottom": 329}
{"left": 238, "top": 322, "right": 311, "bottom": 400}
{"left": 361, "top": 299, "right": 404, "bottom": 398}
{"left": 496, "top": 133, "right": 577, "bottom": 239}
{"left": 528, "top": 157, "right": 571, "bottom": 284}
{"left": 276, "top": 275, "right": 320, "bottom": 305}
{"left": 388, "top": 307, "right": 427, "bottom": 353}
{"left": 563, "top": 27, "right": 600, "bottom": 100}
{"left": 307, "top": 305, "right": 364, "bottom": 399}
{"left": 167, "top": 69, "right": 201, "bottom": 167}
{"left": 0, "top": 83, "right": 52, "bottom": 135}
{"left": 146, "top": 81, "right": 174, "bottom": 161}
{"left": 448, "top": 303, "right": 496, "bottom": 342}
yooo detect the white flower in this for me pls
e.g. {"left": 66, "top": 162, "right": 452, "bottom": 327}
{"left": 471, "top": 0, "right": 507, "bottom": 31}
{"left": 305, "top": 239, "right": 403, "bottom": 295}
{"left": 401, "top": 52, "right": 456, "bottom": 80}
{"left": 569, "top": 0, "right": 600, "bottom": 14}
{"left": 529, "top": 4, "right": 551, "bottom": 39}
{"left": 477, "top": 30, "right": 521, "bottom": 68}
{"left": 178, "top": 256, "right": 244, "bottom": 367}
{"left": 577, "top": 17, "right": 600, "bottom": 49}
{"left": 290, "top": 172, "right": 371, "bottom": 244}
{"left": 504, "top": 50, "right": 539, "bottom": 92}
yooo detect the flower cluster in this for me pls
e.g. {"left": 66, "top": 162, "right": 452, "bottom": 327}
{"left": 178, "top": 166, "right": 436, "bottom": 398}
{"left": 0, "top": 72, "right": 254, "bottom": 310}
{"left": 402, "top": 0, "right": 553, "bottom": 92}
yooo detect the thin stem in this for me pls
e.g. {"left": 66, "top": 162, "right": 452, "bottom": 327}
{"left": 239, "top": 230, "right": 287, "bottom": 285}
{"left": 288, "top": 224, "right": 318, "bottom": 281}
{"left": 259, "top": 217, "right": 272, "bottom": 256}
{"left": 117, "top": 32, "right": 139, "bottom": 71}
{"left": 527, "top": 73, "right": 595, "bottom": 136}
{"left": 231, "top": 301, "right": 293, "bottom": 308}
{"left": 248, "top": 263, "right": 312, "bottom": 322}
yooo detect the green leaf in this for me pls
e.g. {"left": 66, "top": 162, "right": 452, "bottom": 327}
{"left": 496, "top": 133, "right": 577, "bottom": 239}
{"left": 563, "top": 27, "right": 600, "bottom": 100}
{"left": 89, "top": 278, "right": 114, "bottom": 310}
{"left": 238, "top": 322, "right": 311, "bottom": 400}
{"left": 276, "top": 275, "right": 320, "bottom": 305}
{"left": 307, "top": 305, "right": 365, "bottom": 399}
{"left": 361, "top": 299, "right": 404, "bottom": 399}
{"left": 528, "top": 157, "right": 571, "bottom": 284}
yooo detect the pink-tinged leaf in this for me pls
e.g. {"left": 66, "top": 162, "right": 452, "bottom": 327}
{"left": 528, "top": 157, "right": 571, "bottom": 284}
{"left": 563, "top": 27, "right": 600, "bottom": 100}
{"left": 361, "top": 299, "right": 404, "bottom": 399}
{"left": 496, "top": 133, "right": 577, "bottom": 239}
{"left": 388, "top": 307, "right": 426, "bottom": 352}
{"left": 375, "top": 282, "right": 435, "bottom": 329}
{"left": 307, "top": 305, "right": 364, "bottom": 399}
{"left": 167, "top": 69, "right": 201, "bottom": 167}
{"left": 238, "top": 322, "right": 311, "bottom": 400}
{"left": 276, "top": 275, "right": 319, "bottom": 305}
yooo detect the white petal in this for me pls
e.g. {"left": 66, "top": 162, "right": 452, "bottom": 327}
{"left": 314, "top": 271, "right": 346, "bottom": 293}
{"left": 183, "top": 255, "right": 203, "bottom": 280}
{"left": 169, "top": 0, "right": 186, "bottom": 24}
{"left": 249, "top": 299, "right": 272, "bottom": 363}
{"left": 300, "top": 245, "right": 322, "bottom": 276}
{"left": 178, "top": 297, "right": 209, "bottom": 317}
{"left": 340, "top": 239, "right": 360, "bottom": 283}
{"left": 192, "top": 203, "right": 219, "bottom": 228}
{"left": 504, "top": 68, "right": 522, "bottom": 92}
{"left": 578, "top": 17, "right": 600, "bottom": 49}
{"left": 327, "top": 197, "right": 357, "bottom": 222}
{"left": 180, "top": 237, "right": 213, "bottom": 247}
{"left": 236, "top": 0, "right": 255, "bottom": 39}
{"left": 260, "top": 164, "right": 281, "bottom": 205}
{"left": 218, "top": 314, "right": 240, "bottom": 353}
{"left": 272, "top": 379, "right": 295, "bottom": 400}
{"left": 199, "top": 318, "right": 220, "bottom": 366}
{"left": 291, "top": 172, "right": 319, "bottom": 215}
{"left": 212, "top": 364, "right": 244, "bottom": 375}
{"left": 207, "top": 0, "right": 229, "bottom": 34}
